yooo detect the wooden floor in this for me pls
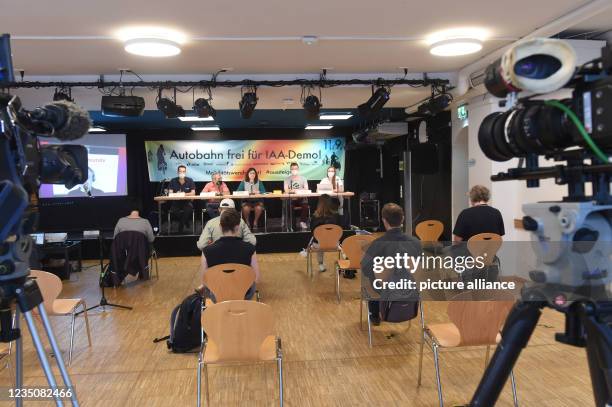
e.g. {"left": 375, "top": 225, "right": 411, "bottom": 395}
{"left": 0, "top": 253, "right": 595, "bottom": 406}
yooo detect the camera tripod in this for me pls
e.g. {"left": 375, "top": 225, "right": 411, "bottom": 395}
{"left": 469, "top": 286, "right": 612, "bottom": 406}
{"left": 0, "top": 277, "right": 79, "bottom": 406}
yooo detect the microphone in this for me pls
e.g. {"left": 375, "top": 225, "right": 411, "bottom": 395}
{"left": 24, "top": 100, "right": 91, "bottom": 141}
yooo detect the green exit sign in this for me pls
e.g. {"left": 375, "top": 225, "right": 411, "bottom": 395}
{"left": 457, "top": 105, "right": 468, "bottom": 120}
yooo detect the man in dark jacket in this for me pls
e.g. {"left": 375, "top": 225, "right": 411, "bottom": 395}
{"left": 361, "top": 203, "right": 421, "bottom": 325}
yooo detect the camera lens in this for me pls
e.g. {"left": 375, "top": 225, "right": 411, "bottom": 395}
{"left": 478, "top": 100, "right": 577, "bottom": 161}
{"left": 514, "top": 54, "right": 562, "bottom": 80}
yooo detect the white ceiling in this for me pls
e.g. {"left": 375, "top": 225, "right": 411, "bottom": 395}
{"left": 4, "top": 0, "right": 611, "bottom": 110}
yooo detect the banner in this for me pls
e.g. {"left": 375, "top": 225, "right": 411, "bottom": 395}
{"left": 144, "top": 138, "right": 345, "bottom": 182}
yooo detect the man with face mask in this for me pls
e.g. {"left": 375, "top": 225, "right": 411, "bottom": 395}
{"left": 168, "top": 164, "right": 196, "bottom": 234}
{"left": 201, "top": 172, "right": 230, "bottom": 219}
{"left": 283, "top": 162, "right": 310, "bottom": 230}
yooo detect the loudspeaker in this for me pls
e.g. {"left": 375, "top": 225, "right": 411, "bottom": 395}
{"left": 101, "top": 96, "right": 145, "bottom": 117}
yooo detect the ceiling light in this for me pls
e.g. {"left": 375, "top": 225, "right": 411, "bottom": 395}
{"left": 117, "top": 26, "right": 186, "bottom": 57}
{"left": 157, "top": 97, "right": 185, "bottom": 118}
{"left": 124, "top": 38, "right": 181, "bottom": 57}
{"left": 303, "top": 95, "right": 322, "bottom": 120}
{"left": 319, "top": 113, "right": 353, "bottom": 120}
{"left": 357, "top": 87, "right": 390, "bottom": 118}
{"left": 193, "top": 98, "right": 216, "bottom": 119}
{"left": 178, "top": 116, "right": 214, "bottom": 122}
{"left": 426, "top": 28, "right": 487, "bottom": 57}
{"left": 191, "top": 125, "right": 220, "bottom": 131}
{"left": 89, "top": 126, "right": 106, "bottom": 133}
{"left": 429, "top": 38, "right": 483, "bottom": 56}
{"left": 305, "top": 125, "right": 333, "bottom": 130}
{"left": 239, "top": 91, "right": 258, "bottom": 119}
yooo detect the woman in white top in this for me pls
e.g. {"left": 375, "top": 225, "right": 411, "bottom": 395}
{"left": 319, "top": 166, "right": 344, "bottom": 214}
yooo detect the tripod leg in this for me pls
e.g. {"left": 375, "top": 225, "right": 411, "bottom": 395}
{"left": 20, "top": 309, "right": 64, "bottom": 407}
{"left": 469, "top": 300, "right": 544, "bottom": 407}
{"left": 579, "top": 302, "right": 612, "bottom": 407}
{"left": 35, "top": 305, "right": 80, "bottom": 407}
{"left": 14, "top": 309, "right": 22, "bottom": 407}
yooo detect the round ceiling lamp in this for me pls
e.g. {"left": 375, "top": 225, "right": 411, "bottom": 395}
{"left": 124, "top": 38, "right": 181, "bottom": 57}
{"left": 429, "top": 38, "right": 483, "bottom": 57}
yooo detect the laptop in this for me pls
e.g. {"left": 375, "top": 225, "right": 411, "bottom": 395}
{"left": 316, "top": 182, "right": 333, "bottom": 193}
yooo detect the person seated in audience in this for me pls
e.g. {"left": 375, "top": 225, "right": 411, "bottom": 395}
{"left": 168, "top": 164, "right": 196, "bottom": 234}
{"left": 361, "top": 203, "right": 421, "bottom": 325}
{"left": 319, "top": 165, "right": 344, "bottom": 214}
{"left": 201, "top": 172, "right": 230, "bottom": 219}
{"left": 197, "top": 198, "right": 256, "bottom": 249}
{"left": 283, "top": 162, "right": 310, "bottom": 230}
{"left": 453, "top": 185, "right": 505, "bottom": 242}
{"left": 237, "top": 167, "right": 266, "bottom": 230}
{"left": 308, "top": 194, "right": 348, "bottom": 272}
{"left": 199, "top": 208, "right": 260, "bottom": 301}
{"left": 113, "top": 200, "right": 155, "bottom": 243}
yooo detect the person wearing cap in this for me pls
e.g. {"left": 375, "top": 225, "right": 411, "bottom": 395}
{"left": 196, "top": 198, "right": 256, "bottom": 249}
{"left": 201, "top": 172, "right": 230, "bottom": 219}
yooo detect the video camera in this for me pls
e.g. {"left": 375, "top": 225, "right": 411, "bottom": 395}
{"left": 0, "top": 33, "right": 91, "bottom": 283}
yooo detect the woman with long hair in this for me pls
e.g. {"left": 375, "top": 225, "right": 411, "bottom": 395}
{"left": 236, "top": 167, "right": 266, "bottom": 230}
{"left": 307, "top": 194, "right": 347, "bottom": 272}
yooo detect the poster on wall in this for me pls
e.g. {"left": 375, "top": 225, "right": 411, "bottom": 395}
{"left": 144, "top": 138, "right": 345, "bottom": 182}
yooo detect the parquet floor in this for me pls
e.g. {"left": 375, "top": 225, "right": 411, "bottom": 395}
{"left": 0, "top": 253, "right": 594, "bottom": 406}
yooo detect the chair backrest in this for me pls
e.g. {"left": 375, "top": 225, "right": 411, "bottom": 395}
{"left": 341, "top": 234, "right": 376, "bottom": 269}
{"left": 447, "top": 290, "right": 515, "bottom": 346}
{"left": 29, "top": 270, "right": 62, "bottom": 315}
{"left": 415, "top": 220, "right": 444, "bottom": 242}
{"left": 313, "top": 224, "right": 343, "bottom": 250}
{"left": 202, "top": 300, "right": 275, "bottom": 362}
{"left": 467, "top": 233, "right": 502, "bottom": 266}
{"left": 203, "top": 263, "right": 256, "bottom": 303}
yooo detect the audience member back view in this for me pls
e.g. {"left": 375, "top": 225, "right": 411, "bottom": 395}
{"left": 113, "top": 201, "right": 155, "bottom": 243}
{"left": 199, "top": 208, "right": 260, "bottom": 301}
{"left": 453, "top": 185, "right": 505, "bottom": 242}
{"left": 361, "top": 203, "right": 421, "bottom": 326}
{"left": 309, "top": 194, "right": 348, "bottom": 272}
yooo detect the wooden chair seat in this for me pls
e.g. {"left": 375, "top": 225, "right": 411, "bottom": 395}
{"left": 52, "top": 299, "right": 84, "bottom": 315}
{"left": 427, "top": 324, "right": 503, "bottom": 348}
{"left": 337, "top": 259, "right": 351, "bottom": 269}
{"left": 204, "top": 335, "right": 277, "bottom": 363}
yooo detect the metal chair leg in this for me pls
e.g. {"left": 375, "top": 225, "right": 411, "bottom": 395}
{"left": 432, "top": 342, "right": 443, "bottom": 407}
{"left": 197, "top": 358, "right": 202, "bottom": 407}
{"left": 417, "top": 331, "right": 426, "bottom": 386}
{"left": 336, "top": 264, "right": 341, "bottom": 304}
{"left": 69, "top": 310, "right": 76, "bottom": 365}
{"left": 82, "top": 302, "right": 92, "bottom": 347}
{"left": 203, "top": 363, "right": 209, "bottom": 406}
{"left": 359, "top": 298, "right": 364, "bottom": 330}
{"left": 366, "top": 301, "right": 373, "bottom": 348}
{"left": 277, "top": 356, "right": 284, "bottom": 407}
{"left": 510, "top": 369, "right": 519, "bottom": 407}
{"left": 264, "top": 208, "right": 267, "bottom": 233}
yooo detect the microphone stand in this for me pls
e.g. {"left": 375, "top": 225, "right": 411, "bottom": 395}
{"left": 79, "top": 230, "right": 133, "bottom": 314}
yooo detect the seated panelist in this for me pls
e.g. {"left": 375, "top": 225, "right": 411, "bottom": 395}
{"left": 201, "top": 172, "right": 230, "bottom": 219}
{"left": 236, "top": 167, "right": 266, "bottom": 230}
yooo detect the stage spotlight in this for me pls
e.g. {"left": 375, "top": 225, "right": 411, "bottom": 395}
{"left": 53, "top": 87, "right": 73, "bottom": 102}
{"left": 352, "top": 129, "right": 370, "bottom": 144}
{"left": 157, "top": 97, "right": 185, "bottom": 118}
{"left": 303, "top": 95, "right": 322, "bottom": 120}
{"left": 417, "top": 94, "right": 452, "bottom": 116}
{"left": 357, "top": 87, "right": 390, "bottom": 118}
{"left": 193, "top": 98, "right": 216, "bottom": 119}
{"left": 239, "top": 91, "right": 258, "bottom": 119}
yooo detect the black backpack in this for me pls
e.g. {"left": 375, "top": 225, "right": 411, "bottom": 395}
{"left": 154, "top": 292, "right": 203, "bottom": 353}
{"left": 380, "top": 300, "right": 419, "bottom": 323}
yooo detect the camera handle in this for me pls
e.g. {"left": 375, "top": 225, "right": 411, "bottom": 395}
{"left": 469, "top": 292, "right": 612, "bottom": 406}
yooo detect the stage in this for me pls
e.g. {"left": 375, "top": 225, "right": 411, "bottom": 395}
{"left": 73, "top": 229, "right": 358, "bottom": 260}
